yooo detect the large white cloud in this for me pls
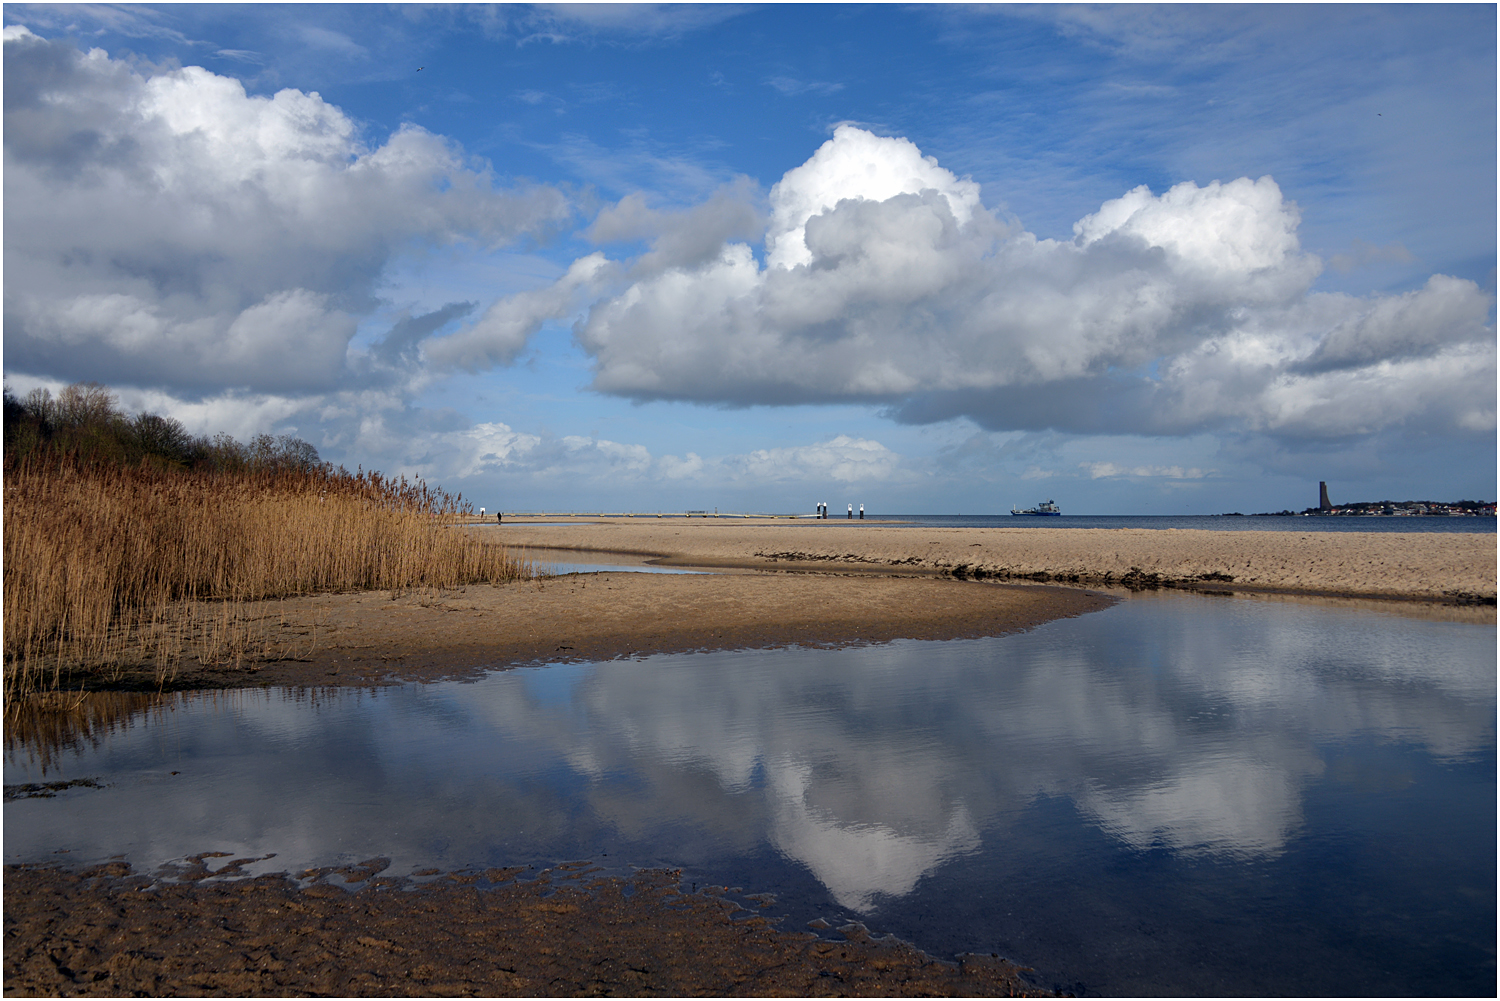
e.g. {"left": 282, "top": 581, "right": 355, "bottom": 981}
{"left": 541, "top": 125, "right": 1493, "bottom": 442}
{"left": 2, "top": 25, "right": 569, "bottom": 394}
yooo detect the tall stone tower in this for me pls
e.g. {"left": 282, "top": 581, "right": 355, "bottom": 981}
{"left": 1319, "top": 481, "right": 1332, "bottom": 512}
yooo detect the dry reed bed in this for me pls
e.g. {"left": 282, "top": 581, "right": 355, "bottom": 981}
{"left": 3, "top": 458, "right": 529, "bottom": 699}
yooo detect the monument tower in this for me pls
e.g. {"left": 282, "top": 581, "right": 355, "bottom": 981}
{"left": 1319, "top": 481, "right": 1332, "bottom": 512}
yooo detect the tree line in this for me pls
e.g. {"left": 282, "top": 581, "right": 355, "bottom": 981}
{"left": 3, "top": 382, "right": 323, "bottom": 475}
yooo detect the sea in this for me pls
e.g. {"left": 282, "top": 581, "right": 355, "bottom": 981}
{"left": 858, "top": 513, "right": 1495, "bottom": 533}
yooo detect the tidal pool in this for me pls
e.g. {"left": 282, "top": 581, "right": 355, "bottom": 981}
{"left": 6, "top": 591, "right": 1494, "bottom": 996}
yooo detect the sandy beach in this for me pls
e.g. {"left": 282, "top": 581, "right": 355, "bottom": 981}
{"left": 489, "top": 516, "right": 1497, "bottom": 602}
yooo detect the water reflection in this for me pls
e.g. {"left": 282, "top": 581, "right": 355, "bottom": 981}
{"left": 5, "top": 591, "right": 1494, "bottom": 995}
{"left": 6, "top": 691, "right": 180, "bottom": 774}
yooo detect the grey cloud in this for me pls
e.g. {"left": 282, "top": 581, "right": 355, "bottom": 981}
{"left": 587, "top": 177, "right": 764, "bottom": 275}
{"left": 418, "top": 179, "right": 766, "bottom": 376}
{"left": 890, "top": 379, "right": 1172, "bottom": 437}
{"left": 1296, "top": 275, "right": 1491, "bottom": 373}
{"left": 422, "top": 254, "right": 615, "bottom": 372}
{"left": 372, "top": 301, "right": 476, "bottom": 365}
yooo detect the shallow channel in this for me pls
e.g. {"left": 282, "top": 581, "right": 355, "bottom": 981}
{"left": 5, "top": 590, "right": 1495, "bottom": 996}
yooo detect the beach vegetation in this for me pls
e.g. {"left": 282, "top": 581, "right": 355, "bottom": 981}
{"left": 3, "top": 383, "right": 529, "bottom": 705}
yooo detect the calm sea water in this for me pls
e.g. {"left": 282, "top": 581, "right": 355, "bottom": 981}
{"left": 864, "top": 514, "right": 1496, "bottom": 533}
{"left": 6, "top": 592, "right": 1494, "bottom": 995}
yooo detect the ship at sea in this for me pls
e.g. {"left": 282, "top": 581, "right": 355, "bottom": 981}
{"left": 1011, "top": 499, "right": 1061, "bottom": 516}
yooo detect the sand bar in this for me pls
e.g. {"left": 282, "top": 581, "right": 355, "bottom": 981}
{"left": 487, "top": 517, "right": 1497, "bottom": 602}
{"left": 88, "top": 573, "right": 1111, "bottom": 691}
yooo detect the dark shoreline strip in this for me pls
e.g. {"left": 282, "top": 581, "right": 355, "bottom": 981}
{"left": 3, "top": 861, "right": 1056, "bottom": 997}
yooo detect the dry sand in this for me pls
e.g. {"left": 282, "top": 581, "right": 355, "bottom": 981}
{"left": 487, "top": 516, "right": 1497, "bottom": 602}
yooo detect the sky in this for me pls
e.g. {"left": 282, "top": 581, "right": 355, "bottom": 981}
{"left": 3, "top": 3, "right": 1495, "bottom": 515}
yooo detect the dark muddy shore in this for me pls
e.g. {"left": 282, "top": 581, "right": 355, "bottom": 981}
{"left": 3, "top": 860, "right": 1056, "bottom": 997}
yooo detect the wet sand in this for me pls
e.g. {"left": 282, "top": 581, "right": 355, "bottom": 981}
{"left": 2, "top": 861, "right": 1053, "bottom": 997}
{"left": 80, "top": 573, "right": 1115, "bottom": 692}
{"left": 488, "top": 516, "right": 1497, "bottom": 603}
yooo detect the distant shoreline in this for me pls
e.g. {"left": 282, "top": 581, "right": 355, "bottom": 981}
{"left": 490, "top": 512, "right": 1497, "bottom": 533}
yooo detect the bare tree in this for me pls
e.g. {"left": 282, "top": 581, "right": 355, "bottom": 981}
{"left": 53, "top": 382, "right": 121, "bottom": 430}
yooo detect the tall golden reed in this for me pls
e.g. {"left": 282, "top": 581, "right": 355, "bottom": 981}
{"left": 3, "top": 455, "right": 528, "bottom": 697}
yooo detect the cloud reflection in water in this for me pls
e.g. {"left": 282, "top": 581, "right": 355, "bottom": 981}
{"left": 5, "top": 593, "right": 1493, "bottom": 917}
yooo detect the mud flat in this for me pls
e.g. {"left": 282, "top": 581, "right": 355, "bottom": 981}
{"left": 486, "top": 516, "right": 1498, "bottom": 604}
{"left": 2, "top": 861, "right": 1053, "bottom": 997}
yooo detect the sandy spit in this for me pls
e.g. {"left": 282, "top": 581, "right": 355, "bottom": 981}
{"left": 102, "top": 573, "right": 1112, "bottom": 691}
{"left": 487, "top": 517, "right": 1497, "bottom": 602}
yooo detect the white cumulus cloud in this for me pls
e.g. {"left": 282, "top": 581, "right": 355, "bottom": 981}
{"left": 2, "top": 25, "right": 569, "bottom": 395}
{"left": 534, "top": 124, "right": 1493, "bottom": 448}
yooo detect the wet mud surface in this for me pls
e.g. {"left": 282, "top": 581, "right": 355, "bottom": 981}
{"left": 3, "top": 860, "right": 1055, "bottom": 997}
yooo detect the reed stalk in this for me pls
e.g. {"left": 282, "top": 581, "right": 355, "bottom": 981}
{"left": 3, "top": 454, "right": 528, "bottom": 701}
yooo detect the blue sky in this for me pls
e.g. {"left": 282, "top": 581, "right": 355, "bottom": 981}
{"left": 4, "top": 4, "right": 1495, "bottom": 514}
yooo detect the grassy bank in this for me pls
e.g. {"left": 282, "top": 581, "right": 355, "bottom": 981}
{"left": 3, "top": 455, "right": 529, "bottom": 701}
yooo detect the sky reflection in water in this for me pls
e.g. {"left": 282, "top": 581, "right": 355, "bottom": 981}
{"left": 6, "top": 592, "right": 1494, "bottom": 995}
